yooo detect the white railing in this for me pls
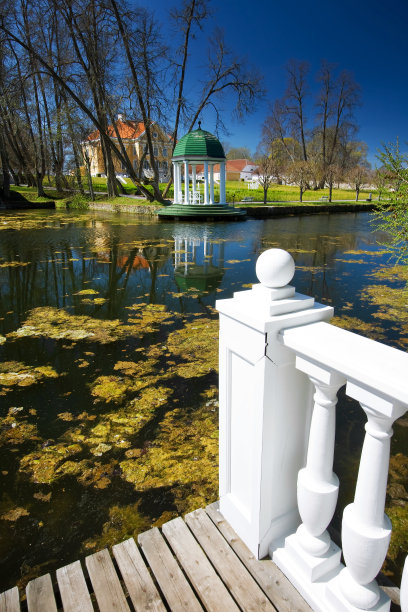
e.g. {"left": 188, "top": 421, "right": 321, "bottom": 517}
{"left": 216, "top": 249, "right": 408, "bottom": 612}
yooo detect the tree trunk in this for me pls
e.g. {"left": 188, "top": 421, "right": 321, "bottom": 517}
{"left": 0, "top": 131, "right": 11, "bottom": 199}
{"left": 36, "top": 171, "right": 46, "bottom": 197}
{"left": 84, "top": 152, "right": 95, "bottom": 201}
{"left": 300, "top": 186, "right": 303, "bottom": 202}
{"left": 263, "top": 186, "right": 267, "bottom": 204}
{"left": 356, "top": 188, "right": 359, "bottom": 201}
{"left": 329, "top": 184, "right": 332, "bottom": 202}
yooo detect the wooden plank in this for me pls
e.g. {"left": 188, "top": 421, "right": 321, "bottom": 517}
{"left": 138, "top": 527, "right": 202, "bottom": 612}
{"left": 56, "top": 560, "right": 94, "bottom": 612}
{"left": 26, "top": 574, "right": 58, "bottom": 612}
{"left": 162, "top": 517, "right": 240, "bottom": 612}
{"left": 113, "top": 538, "right": 166, "bottom": 612}
{"left": 205, "top": 502, "right": 311, "bottom": 612}
{"left": 0, "top": 587, "right": 20, "bottom": 612}
{"left": 186, "top": 508, "right": 275, "bottom": 611}
{"left": 85, "top": 548, "right": 130, "bottom": 612}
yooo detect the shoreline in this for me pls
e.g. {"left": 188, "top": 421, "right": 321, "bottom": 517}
{"left": 87, "top": 200, "right": 376, "bottom": 217}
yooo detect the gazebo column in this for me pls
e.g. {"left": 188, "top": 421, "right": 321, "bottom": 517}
{"left": 192, "top": 165, "right": 197, "bottom": 197}
{"left": 204, "top": 161, "right": 209, "bottom": 205}
{"left": 173, "top": 162, "right": 179, "bottom": 203}
{"left": 184, "top": 161, "right": 189, "bottom": 205}
{"left": 220, "top": 161, "right": 226, "bottom": 203}
{"left": 177, "top": 162, "right": 182, "bottom": 203}
{"left": 210, "top": 164, "right": 214, "bottom": 204}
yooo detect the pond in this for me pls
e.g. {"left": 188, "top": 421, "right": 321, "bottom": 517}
{"left": 0, "top": 210, "right": 407, "bottom": 592}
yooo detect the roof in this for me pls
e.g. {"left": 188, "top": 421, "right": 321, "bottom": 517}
{"left": 86, "top": 120, "right": 171, "bottom": 142}
{"left": 192, "top": 159, "right": 256, "bottom": 174}
{"left": 225, "top": 159, "right": 252, "bottom": 172}
{"left": 173, "top": 128, "right": 225, "bottom": 160}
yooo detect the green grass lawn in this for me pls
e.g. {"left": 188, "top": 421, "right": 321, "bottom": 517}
{"left": 9, "top": 180, "right": 376, "bottom": 207}
{"left": 224, "top": 181, "right": 374, "bottom": 203}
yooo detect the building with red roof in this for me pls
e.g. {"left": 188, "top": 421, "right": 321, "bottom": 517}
{"left": 83, "top": 115, "right": 173, "bottom": 181}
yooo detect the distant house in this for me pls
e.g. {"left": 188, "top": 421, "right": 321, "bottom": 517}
{"left": 193, "top": 159, "right": 258, "bottom": 182}
{"left": 83, "top": 115, "right": 173, "bottom": 181}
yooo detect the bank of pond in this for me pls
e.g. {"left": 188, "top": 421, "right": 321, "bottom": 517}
{"left": 0, "top": 210, "right": 406, "bottom": 592}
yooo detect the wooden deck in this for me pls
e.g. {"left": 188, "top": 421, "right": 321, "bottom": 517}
{"left": 0, "top": 502, "right": 310, "bottom": 612}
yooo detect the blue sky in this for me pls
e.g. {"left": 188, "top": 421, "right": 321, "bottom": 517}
{"left": 151, "top": 0, "right": 408, "bottom": 166}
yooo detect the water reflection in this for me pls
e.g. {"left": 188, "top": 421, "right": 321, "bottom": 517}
{"left": 173, "top": 226, "right": 225, "bottom": 294}
{"left": 0, "top": 210, "right": 406, "bottom": 591}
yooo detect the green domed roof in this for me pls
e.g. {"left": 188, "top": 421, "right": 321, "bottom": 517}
{"left": 173, "top": 127, "right": 225, "bottom": 160}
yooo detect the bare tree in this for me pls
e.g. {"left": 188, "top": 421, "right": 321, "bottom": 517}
{"left": 227, "top": 146, "right": 252, "bottom": 160}
{"left": 325, "top": 163, "right": 342, "bottom": 202}
{"left": 254, "top": 155, "right": 278, "bottom": 204}
{"left": 288, "top": 160, "right": 312, "bottom": 202}
{"left": 285, "top": 59, "right": 309, "bottom": 162}
{"left": 348, "top": 165, "right": 369, "bottom": 201}
{"left": 262, "top": 59, "right": 362, "bottom": 188}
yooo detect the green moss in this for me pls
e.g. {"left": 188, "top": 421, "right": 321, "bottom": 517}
{"left": 331, "top": 316, "right": 386, "bottom": 341}
{"left": 91, "top": 376, "right": 130, "bottom": 404}
{"left": 360, "top": 285, "right": 408, "bottom": 325}
{"left": 81, "top": 501, "right": 150, "bottom": 553}
{"left": 8, "top": 305, "right": 175, "bottom": 344}
{"left": 166, "top": 319, "right": 219, "bottom": 378}
{"left": 1, "top": 507, "right": 30, "bottom": 521}
{"left": 0, "top": 261, "right": 30, "bottom": 268}
{"left": 20, "top": 443, "right": 82, "bottom": 483}
{"left": 0, "top": 362, "right": 59, "bottom": 391}
{"left": 73, "top": 289, "right": 99, "bottom": 296}
{"left": 120, "top": 400, "right": 218, "bottom": 515}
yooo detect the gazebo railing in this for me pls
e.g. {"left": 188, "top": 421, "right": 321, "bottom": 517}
{"left": 216, "top": 249, "right": 408, "bottom": 612}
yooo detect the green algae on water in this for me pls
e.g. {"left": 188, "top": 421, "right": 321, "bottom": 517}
{"left": 0, "top": 362, "right": 59, "bottom": 391}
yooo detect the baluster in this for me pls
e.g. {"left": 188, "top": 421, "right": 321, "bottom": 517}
{"left": 295, "top": 362, "right": 345, "bottom": 560}
{"left": 330, "top": 382, "right": 405, "bottom": 610}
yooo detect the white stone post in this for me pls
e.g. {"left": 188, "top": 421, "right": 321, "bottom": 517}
{"left": 220, "top": 161, "right": 226, "bottom": 204}
{"left": 184, "top": 161, "right": 189, "bottom": 205}
{"left": 210, "top": 164, "right": 214, "bottom": 204}
{"left": 204, "top": 161, "right": 209, "bottom": 205}
{"left": 216, "top": 249, "right": 333, "bottom": 559}
{"left": 327, "top": 383, "right": 406, "bottom": 612}
{"left": 274, "top": 361, "right": 345, "bottom": 583}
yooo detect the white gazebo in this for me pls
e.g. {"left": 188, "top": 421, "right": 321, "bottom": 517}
{"left": 172, "top": 122, "right": 227, "bottom": 206}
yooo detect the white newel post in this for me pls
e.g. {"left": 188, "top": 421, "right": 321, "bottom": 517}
{"left": 216, "top": 249, "right": 333, "bottom": 559}
{"left": 328, "top": 383, "right": 406, "bottom": 612}
{"left": 279, "top": 360, "right": 345, "bottom": 581}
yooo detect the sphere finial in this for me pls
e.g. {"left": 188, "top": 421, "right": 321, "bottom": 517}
{"left": 255, "top": 249, "right": 295, "bottom": 288}
{"left": 198, "top": 120, "right": 202, "bottom": 130}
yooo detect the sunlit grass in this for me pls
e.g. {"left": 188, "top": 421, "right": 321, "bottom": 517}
{"left": 10, "top": 179, "right": 377, "bottom": 205}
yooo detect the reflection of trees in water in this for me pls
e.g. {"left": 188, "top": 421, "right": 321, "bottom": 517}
{"left": 254, "top": 214, "right": 374, "bottom": 305}
{"left": 0, "top": 226, "right": 173, "bottom": 330}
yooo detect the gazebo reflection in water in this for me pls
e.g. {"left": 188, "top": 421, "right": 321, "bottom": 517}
{"left": 173, "top": 226, "right": 225, "bottom": 294}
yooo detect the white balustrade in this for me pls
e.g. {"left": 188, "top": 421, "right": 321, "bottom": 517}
{"left": 216, "top": 249, "right": 408, "bottom": 612}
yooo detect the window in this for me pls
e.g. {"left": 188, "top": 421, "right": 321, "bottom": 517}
{"left": 153, "top": 146, "right": 158, "bottom": 156}
{"left": 144, "top": 160, "right": 150, "bottom": 170}
{"left": 162, "top": 148, "right": 167, "bottom": 157}
{"left": 162, "top": 161, "right": 168, "bottom": 171}
{"left": 153, "top": 132, "right": 158, "bottom": 138}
